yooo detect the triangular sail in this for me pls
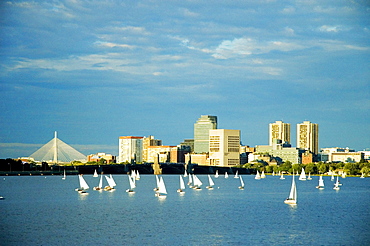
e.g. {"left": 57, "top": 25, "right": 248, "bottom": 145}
{"left": 208, "top": 175, "right": 214, "bottom": 186}
{"left": 193, "top": 174, "right": 202, "bottom": 187}
{"left": 234, "top": 171, "right": 239, "bottom": 178}
{"left": 255, "top": 170, "right": 261, "bottom": 179}
{"left": 184, "top": 170, "right": 188, "bottom": 177}
{"left": 98, "top": 174, "right": 103, "bottom": 188}
{"left": 105, "top": 175, "right": 115, "bottom": 187}
{"left": 93, "top": 169, "right": 98, "bottom": 177}
{"left": 240, "top": 176, "right": 244, "bottom": 187}
{"left": 155, "top": 175, "right": 160, "bottom": 188}
{"left": 319, "top": 175, "right": 324, "bottom": 187}
{"left": 215, "top": 170, "right": 219, "bottom": 178}
{"left": 79, "top": 175, "right": 89, "bottom": 190}
{"left": 158, "top": 177, "right": 167, "bottom": 194}
{"left": 128, "top": 175, "right": 136, "bottom": 189}
{"left": 288, "top": 176, "right": 297, "bottom": 201}
{"left": 225, "top": 172, "right": 229, "bottom": 178}
{"left": 188, "top": 173, "right": 193, "bottom": 185}
{"left": 179, "top": 175, "right": 185, "bottom": 190}
{"left": 109, "top": 174, "right": 117, "bottom": 187}
{"left": 299, "top": 168, "right": 306, "bottom": 180}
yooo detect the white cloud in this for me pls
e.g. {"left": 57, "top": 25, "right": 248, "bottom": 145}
{"left": 319, "top": 25, "right": 341, "bottom": 32}
{"left": 211, "top": 37, "right": 305, "bottom": 59}
{"left": 94, "top": 41, "right": 135, "bottom": 49}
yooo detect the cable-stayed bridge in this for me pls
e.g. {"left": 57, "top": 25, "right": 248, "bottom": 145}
{"left": 30, "top": 132, "right": 86, "bottom": 163}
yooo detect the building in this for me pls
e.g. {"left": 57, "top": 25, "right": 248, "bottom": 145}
{"left": 87, "top": 153, "right": 116, "bottom": 164}
{"left": 194, "top": 115, "right": 217, "bottom": 153}
{"left": 209, "top": 129, "right": 240, "bottom": 167}
{"left": 269, "top": 120, "right": 291, "bottom": 146}
{"left": 179, "top": 139, "right": 194, "bottom": 153}
{"left": 297, "top": 121, "right": 319, "bottom": 156}
{"left": 142, "top": 135, "right": 162, "bottom": 162}
{"left": 255, "top": 141, "right": 304, "bottom": 164}
{"left": 185, "top": 153, "right": 210, "bottom": 166}
{"left": 118, "top": 136, "right": 143, "bottom": 163}
{"left": 320, "top": 147, "right": 364, "bottom": 163}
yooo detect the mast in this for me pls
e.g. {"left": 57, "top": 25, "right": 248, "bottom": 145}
{"left": 53, "top": 131, "right": 58, "bottom": 164}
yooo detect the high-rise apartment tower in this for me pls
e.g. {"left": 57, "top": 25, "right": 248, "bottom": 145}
{"left": 209, "top": 129, "right": 240, "bottom": 166}
{"left": 269, "top": 121, "right": 291, "bottom": 146}
{"left": 297, "top": 121, "right": 319, "bottom": 155}
{"left": 194, "top": 115, "right": 217, "bottom": 153}
{"left": 118, "top": 136, "right": 143, "bottom": 163}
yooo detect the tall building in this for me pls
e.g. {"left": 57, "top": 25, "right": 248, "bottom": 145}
{"left": 142, "top": 135, "right": 162, "bottom": 162}
{"left": 194, "top": 115, "right": 217, "bottom": 153}
{"left": 209, "top": 129, "right": 240, "bottom": 167}
{"left": 118, "top": 136, "right": 143, "bottom": 163}
{"left": 269, "top": 121, "right": 291, "bottom": 146}
{"left": 297, "top": 121, "right": 319, "bottom": 155}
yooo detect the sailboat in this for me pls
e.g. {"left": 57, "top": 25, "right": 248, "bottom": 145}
{"left": 93, "top": 173, "right": 103, "bottom": 190}
{"left": 234, "top": 171, "right": 239, "bottom": 179}
{"left": 206, "top": 175, "right": 214, "bottom": 190}
{"left": 280, "top": 173, "right": 285, "bottom": 180}
{"left": 272, "top": 171, "right": 275, "bottom": 176}
{"left": 155, "top": 176, "right": 167, "bottom": 197}
{"left": 299, "top": 168, "right": 306, "bottom": 181}
{"left": 360, "top": 173, "right": 365, "bottom": 178}
{"left": 187, "top": 173, "right": 193, "bottom": 187}
{"left": 333, "top": 175, "right": 340, "bottom": 190}
{"left": 225, "top": 172, "right": 229, "bottom": 179}
{"left": 126, "top": 175, "right": 136, "bottom": 193}
{"left": 62, "top": 169, "right": 66, "bottom": 180}
{"left": 131, "top": 170, "right": 137, "bottom": 180}
{"left": 104, "top": 175, "right": 116, "bottom": 191}
{"left": 307, "top": 172, "right": 312, "bottom": 180}
{"left": 238, "top": 176, "right": 244, "bottom": 190}
{"left": 193, "top": 174, "right": 203, "bottom": 190}
{"left": 93, "top": 169, "right": 98, "bottom": 177}
{"left": 215, "top": 170, "right": 219, "bottom": 178}
{"left": 153, "top": 175, "right": 160, "bottom": 191}
{"left": 331, "top": 173, "right": 335, "bottom": 181}
{"left": 342, "top": 172, "right": 346, "bottom": 178}
{"left": 316, "top": 175, "right": 324, "bottom": 189}
{"left": 284, "top": 175, "right": 297, "bottom": 205}
{"left": 183, "top": 170, "right": 188, "bottom": 177}
{"left": 177, "top": 175, "right": 186, "bottom": 194}
{"left": 255, "top": 170, "right": 261, "bottom": 180}
{"left": 261, "top": 171, "right": 266, "bottom": 179}
{"left": 75, "top": 174, "right": 89, "bottom": 194}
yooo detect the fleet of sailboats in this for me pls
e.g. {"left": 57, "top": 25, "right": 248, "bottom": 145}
{"left": 68, "top": 169, "right": 357, "bottom": 199}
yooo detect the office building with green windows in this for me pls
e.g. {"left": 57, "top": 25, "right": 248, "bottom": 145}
{"left": 194, "top": 115, "right": 217, "bottom": 153}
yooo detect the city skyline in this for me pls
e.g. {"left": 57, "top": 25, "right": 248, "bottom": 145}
{"left": 1, "top": 1, "right": 369, "bottom": 158}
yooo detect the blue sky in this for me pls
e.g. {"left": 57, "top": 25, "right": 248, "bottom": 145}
{"left": 1, "top": 0, "right": 369, "bottom": 158}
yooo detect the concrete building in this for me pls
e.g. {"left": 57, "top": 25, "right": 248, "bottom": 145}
{"left": 321, "top": 147, "right": 363, "bottom": 163}
{"left": 255, "top": 142, "right": 304, "bottom": 164}
{"left": 297, "top": 121, "right": 319, "bottom": 156}
{"left": 142, "top": 135, "right": 162, "bottom": 162}
{"left": 118, "top": 136, "right": 143, "bottom": 163}
{"left": 185, "top": 153, "right": 210, "bottom": 166}
{"left": 87, "top": 153, "right": 116, "bottom": 164}
{"left": 179, "top": 139, "right": 194, "bottom": 153}
{"left": 209, "top": 129, "right": 240, "bottom": 167}
{"left": 194, "top": 115, "right": 217, "bottom": 153}
{"left": 269, "top": 121, "right": 291, "bottom": 146}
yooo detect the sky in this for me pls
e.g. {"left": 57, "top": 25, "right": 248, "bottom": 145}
{"left": 0, "top": 0, "right": 369, "bottom": 159}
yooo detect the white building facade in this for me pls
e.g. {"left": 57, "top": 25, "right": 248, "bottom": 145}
{"left": 118, "top": 136, "right": 143, "bottom": 163}
{"left": 209, "top": 129, "right": 240, "bottom": 167}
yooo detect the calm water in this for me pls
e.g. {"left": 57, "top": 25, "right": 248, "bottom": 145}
{"left": 1, "top": 174, "right": 369, "bottom": 245}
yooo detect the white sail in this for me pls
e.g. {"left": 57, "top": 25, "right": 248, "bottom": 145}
{"left": 79, "top": 175, "right": 89, "bottom": 190}
{"left": 131, "top": 170, "right": 136, "bottom": 179}
{"left": 240, "top": 176, "right": 244, "bottom": 187}
{"left": 158, "top": 177, "right": 167, "bottom": 194}
{"left": 261, "top": 171, "right": 266, "bottom": 178}
{"left": 179, "top": 175, "right": 186, "bottom": 190}
{"left": 188, "top": 173, "right": 193, "bottom": 185}
{"left": 225, "top": 172, "right": 229, "bottom": 179}
{"left": 307, "top": 172, "right": 312, "bottom": 180}
{"left": 234, "top": 171, "right": 239, "bottom": 178}
{"left": 136, "top": 170, "right": 140, "bottom": 180}
{"left": 299, "top": 168, "right": 306, "bottom": 181}
{"left": 62, "top": 169, "right": 66, "bottom": 180}
{"left": 128, "top": 175, "right": 136, "bottom": 189}
{"left": 331, "top": 173, "right": 334, "bottom": 181}
{"left": 272, "top": 171, "right": 275, "bottom": 176}
{"left": 280, "top": 173, "right": 285, "bottom": 180}
{"left": 215, "top": 170, "right": 219, "bottom": 178}
{"left": 156, "top": 175, "right": 160, "bottom": 188}
{"left": 193, "top": 174, "right": 203, "bottom": 187}
{"left": 109, "top": 174, "right": 117, "bottom": 187}
{"left": 333, "top": 175, "right": 340, "bottom": 190}
{"left": 93, "top": 169, "right": 98, "bottom": 177}
{"left": 184, "top": 170, "right": 188, "bottom": 177}
{"left": 360, "top": 173, "right": 365, "bottom": 178}
{"left": 255, "top": 170, "right": 261, "bottom": 180}
{"left": 208, "top": 175, "right": 214, "bottom": 186}
{"left": 284, "top": 175, "right": 297, "bottom": 204}
{"left": 98, "top": 174, "right": 103, "bottom": 188}
{"left": 105, "top": 175, "right": 115, "bottom": 188}
{"left": 318, "top": 175, "right": 324, "bottom": 187}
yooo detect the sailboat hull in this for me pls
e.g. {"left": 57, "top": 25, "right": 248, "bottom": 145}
{"left": 284, "top": 199, "right": 296, "bottom": 205}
